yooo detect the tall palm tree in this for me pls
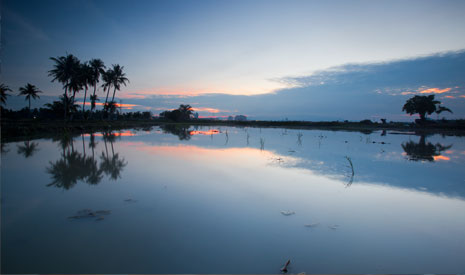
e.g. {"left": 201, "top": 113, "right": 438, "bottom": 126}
{"left": 0, "top": 83, "right": 12, "bottom": 106}
{"left": 49, "top": 54, "right": 80, "bottom": 119}
{"left": 80, "top": 62, "right": 94, "bottom": 112}
{"left": 65, "top": 59, "right": 83, "bottom": 107}
{"left": 110, "top": 64, "right": 129, "bottom": 103}
{"left": 18, "top": 83, "right": 42, "bottom": 111}
{"left": 102, "top": 69, "right": 114, "bottom": 107}
{"left": 89, "top": 59, "right": 105, "bottom": 112}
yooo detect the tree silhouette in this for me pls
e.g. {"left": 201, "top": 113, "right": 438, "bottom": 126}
{"left": 89, "top": 59, "right": 106, "bottom": 113}
{"left": 402, "top": 95, "right": 452, "bottom": 122}
{"left": 102, "top": 69, "right": 114, "bottom": 107}
{"left": 0, "top": 83, "right": 12, "bottom": 106}
{"left": 402, "top": 135, "right": 452, "bottom": 162}
{"left": 80, "top": 62, "right": 94, "bottom": 113}
{"left": 16, "top": 141, "right": 39, "bottom": 158}
{"left": 49, "top": 54, "right": 81, "bottom": 119}
{"left": 18, "top": 83, "right": 42, "bottom": 111}
{"left": 110, "top": 64, "right": 129, "bottom": 103}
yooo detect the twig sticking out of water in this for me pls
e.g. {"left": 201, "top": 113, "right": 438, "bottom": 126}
{"left": 281, "top": 259, "right": 291, "bottom": 273}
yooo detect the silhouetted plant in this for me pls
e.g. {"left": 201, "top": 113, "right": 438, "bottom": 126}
{"left": 88, "top": 59, "right": 106, "bottom": 113}
{"left": 49, "top": 54, "right": 81, "bottom": 119}
{"left": 0, "top": 83, "right": 12, "bottom": 107}
{"left": 110, "top": 64, "right": 129, "bottom": 103}
{"left": 18, "top": 83, "right": 42, "bottom": 111}
{"left": 402, "top": 95, "right": 452, "bottom": 122}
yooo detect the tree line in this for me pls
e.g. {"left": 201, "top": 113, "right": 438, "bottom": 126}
{"left": 1, "top": 54, "right": 129, "bottom": 120}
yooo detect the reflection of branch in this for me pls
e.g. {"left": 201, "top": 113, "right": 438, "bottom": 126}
{"left": 260, "top": 138, "right": 265, "bottom": 151}
{"left": 345, "top": 156, "right": 354, "bottom": 187}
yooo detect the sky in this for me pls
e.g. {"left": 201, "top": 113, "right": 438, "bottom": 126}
{"left": 2, "top": 0, "right": 465, "bottom": 120}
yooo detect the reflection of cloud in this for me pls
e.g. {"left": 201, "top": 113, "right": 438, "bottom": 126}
{"left": 190, "top": 130, "right": 220, "bottom": 136}
{"left": 419, "top": 88, "right": 451, "bottom": 94}
{"left": 83, "top": 130, "right": 135, "bottom": 137}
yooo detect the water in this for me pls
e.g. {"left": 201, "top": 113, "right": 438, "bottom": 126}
{"left": 2, "top": 126, "right": 465, "bottom": 273}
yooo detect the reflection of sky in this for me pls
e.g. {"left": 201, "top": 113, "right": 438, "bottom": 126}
{"left": 2, "top": 127, "right": 465, "bottom": 273}
{"left": 3, "top": 0, "right": 465, "bottom": 120}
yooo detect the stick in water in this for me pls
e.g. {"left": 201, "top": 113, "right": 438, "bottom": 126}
{"left": 281, "top": 259, "right": 291, "bottom": 273}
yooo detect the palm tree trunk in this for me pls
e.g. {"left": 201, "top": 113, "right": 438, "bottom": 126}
{"left": 104, "top": 85, "right": 110, "bottom": 106}
{"left": 28, "top": 97, "right": 31, "bottom": 112}
{"left": 64, "top": 83, "right": 68, "bottom": 120}
{"left": 111, "top": 86, "right": 117, "bottom": 103}
{"left": 83, "top": 86, "right": 88, "bottom": 112}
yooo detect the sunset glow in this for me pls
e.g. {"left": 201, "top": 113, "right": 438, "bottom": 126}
{"left": 419, "top": 88, "right": 452, "bottom": 94}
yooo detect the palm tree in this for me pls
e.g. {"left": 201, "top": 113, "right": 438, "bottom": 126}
{"left": 49, "top": 54, "right": 81, "bottom": 119}
{"left": 110, "top": 64, "right": 129, "bottom": 103}
{"left": 65, "top": 60, "right": 83, "bottom": 108}
{"left": 102, "top": 69, "right": 114, "bottom": 107}
{"left": 18, "top": 83, "right": 42, "bottom": 111}
{"left": 0, "top": 83, "right": 12, "bottom": 106}
{"left": 89, "top": 59, "right": 106, "bottom": 113}
{"left": 80, "top": 62, "right": 94, "bottom": 112}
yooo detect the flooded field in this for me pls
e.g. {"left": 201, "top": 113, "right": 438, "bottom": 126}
{"left": 2, "top": 126, "right": 465, "bottom": 273}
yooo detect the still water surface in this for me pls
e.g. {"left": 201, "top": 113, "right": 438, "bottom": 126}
{"left": 2, "top": 126, "right": 465, "bottom": 273}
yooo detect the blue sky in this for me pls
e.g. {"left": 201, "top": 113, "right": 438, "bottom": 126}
{"left": 2, "top": 0, "right": 465, "bottom": 120}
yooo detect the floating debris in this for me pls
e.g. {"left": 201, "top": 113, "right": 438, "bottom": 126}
{"left": 68, "top": 209, "right": 111, "bottom": 220}
{"left": 328, "top": 225, "right": 339, "bottom": 230}
{"left": 281, "top": 211, "right": 295, "bottom": 216}
{"left": 304, "top": 223, "right": 319, "bottom": 228}
{"left": 280, "top": 259, "right": 291, "bottom": 273}
{"left": 124, "top": 198, "right": 138, "bottom": 203}
{"left": 95, "top": 216, "right": 105, "bottom": 221}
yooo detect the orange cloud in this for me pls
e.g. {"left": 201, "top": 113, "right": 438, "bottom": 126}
{"left": 444, "top": 95, "right": 455, "bottom": 99}
{"left": 433, "top": 155, "right": 450, "bottom": 161}
{"left": 419, "top": 88, "right": 451, "bottom": 94}
{"left": 460, "top": 95, "right": 465, "bottom": 98}
{"left": 192, "top": 107, "right": 222, "bottom": 113}
{"left": 401, "top": 91, "right": 416, "bottom": 95}
{"left": 76, "top": 102, "right": 140, "bottom": 110}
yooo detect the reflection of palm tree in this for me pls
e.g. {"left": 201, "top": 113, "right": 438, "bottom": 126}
{"left": 86, "top": 157, "right": 103, "bottom": 185}
{"left": 47, "top": 143, "right": 103, "bottom": 189}
{"left": 17, "top": 141, "right": 39, "bottom": 158}
{"left": 47, "top": 151, "right": 86, "bottom": 189}
{"left": 402, "top": 135, "right": 452, "bottom": 162}
{"left": 100, "top": 152, "right": 127, "bottom": 180}
{"left": 100, "top": 131, "right": 127, "bottom": 180}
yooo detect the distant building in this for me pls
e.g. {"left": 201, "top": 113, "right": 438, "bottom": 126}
{"left": 234, "top": 115, "right": 247, "bottom": 121}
